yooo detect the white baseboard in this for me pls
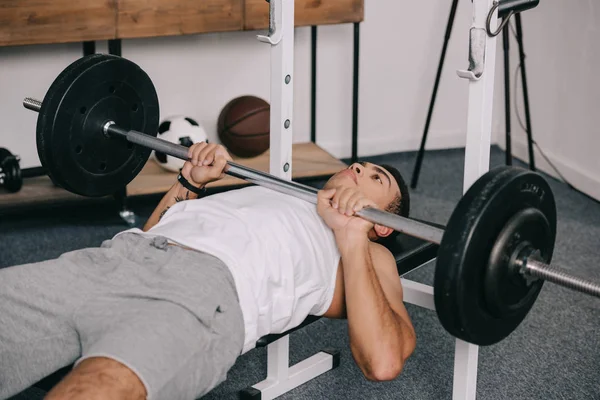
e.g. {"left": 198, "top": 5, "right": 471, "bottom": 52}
{"left": 500, "top": 139, "right": 600, "bottom": 202}
{"left": 314, "top": 130, "right": 468, "bottom": 159}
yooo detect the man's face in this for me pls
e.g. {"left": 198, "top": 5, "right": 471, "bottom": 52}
{"left": 324, "top": 162, "right": 400, "bottom": 211}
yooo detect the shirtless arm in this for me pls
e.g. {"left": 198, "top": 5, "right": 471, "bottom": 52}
{"left": 142, "top": 142, "right": 232, "bottom": 232}
{"left": 339, "top": 239, "right": 416, "bottom": 381}
{"left": 317, "top": 188, "right": 416, "bottom": 381}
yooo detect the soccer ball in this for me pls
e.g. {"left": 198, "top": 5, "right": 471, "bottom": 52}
{"left": 153, "top": 116, "right": 208, "bottom": 172}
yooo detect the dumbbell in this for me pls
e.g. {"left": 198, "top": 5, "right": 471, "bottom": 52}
{"left": 0, "top": 147, "right": 49, "bottom": 193}
{"left": 0, "top": 148, "right": 22, "bottom": 193}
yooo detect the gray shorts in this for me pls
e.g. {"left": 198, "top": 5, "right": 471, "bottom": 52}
{"left": 0, "top": 232, "right": 245, "bottom": 400}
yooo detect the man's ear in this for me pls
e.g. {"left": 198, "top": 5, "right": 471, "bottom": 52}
{"left": 374, "top": 224, "right": 393, "bottom": 238}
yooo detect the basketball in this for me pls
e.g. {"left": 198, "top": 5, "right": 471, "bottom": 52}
{"left": 217, "top": 95, "right": 270, "bottom": 158}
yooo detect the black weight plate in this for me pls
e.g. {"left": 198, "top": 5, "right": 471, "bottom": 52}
{"left": 434, "top": 166, "right": 557, "bottom": 346}
{"left": 37, "top": 54, "right": 107, "bottom": 188}
{"left": 485, "top": 207, "right": 552, "bottom": 319}
{"left": 43, "top": 54, "right": 159, "bottom": 197}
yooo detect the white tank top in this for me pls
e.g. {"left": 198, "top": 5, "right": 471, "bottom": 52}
{"left": 116, "top": 186, "right": 340, "bottom": 353}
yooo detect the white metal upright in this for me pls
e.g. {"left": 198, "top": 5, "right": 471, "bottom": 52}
{"left": 453, "top": 0, "right": 499, "bottom": 399}
{"left": 255, "top": 1, "right": 297, "bottom": 396}
{"left": 242, "top": 2, "right": 339, "bottom": 398}
{"left": 402, "top": 1, "right": 500, "bottom": 398}
{"left": 457, "top": 0, "right": 499, "bottom": 190}
{"left": 257, "top": 0, "right": 295, "bottom": 180}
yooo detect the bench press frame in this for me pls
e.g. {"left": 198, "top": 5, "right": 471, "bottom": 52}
{"left": 242, "top": 0, "right": 500, "bottom": 399}
{"left": 32, "top": 1, "right": 499, "bottom": 397}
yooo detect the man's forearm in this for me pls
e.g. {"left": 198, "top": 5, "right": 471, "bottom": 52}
{"left": 338, "top": 235, "right": 411, "bottom": 378}
{"left": 142, "top": 182, "right": 201, "bottom": 232}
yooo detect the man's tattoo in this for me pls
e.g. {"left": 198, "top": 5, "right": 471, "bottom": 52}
{"left": 159, "top": 207, "right": 170, "bottom": 220}
{"left": 159, "top": 195, "right": 186, "bottom": 221}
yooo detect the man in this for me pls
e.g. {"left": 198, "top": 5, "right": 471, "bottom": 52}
{"left": 0, "top": 142, "right": 416, "bottom": 400}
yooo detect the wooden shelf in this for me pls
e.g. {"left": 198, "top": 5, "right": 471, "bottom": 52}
{"left": 0, "top": 0, "right": 117, "bottom": 47}
{"left": 117, "top": 0, "right": 243, "bottom": 40}
{"left": 244, "top": 0, "right": 363, "bottom": 30}
{"left": 0, "top": 175, "right": 96, "bottom": 214}
{"left": 0, "top": 142, "right": 346, "bottom": 214}
{"left": 0, "top": 0, "right": 364, "bottom": 47}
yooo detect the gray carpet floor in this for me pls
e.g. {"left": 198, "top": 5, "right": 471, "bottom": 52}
{"left": 2, "top": 146, "right": 600, "bottom": 400}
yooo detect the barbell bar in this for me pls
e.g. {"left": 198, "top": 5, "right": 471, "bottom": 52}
{"left": 22, "top": 96, "right": 600, "bottom": 299}
{"left": 23, "top": 97, "right": 445, "bottom": 245}
{"left": 21, "top": 53, "right": 600, "bottom": 346}
{"left": 524, "top": 259, "right": 600, "bottom": 297}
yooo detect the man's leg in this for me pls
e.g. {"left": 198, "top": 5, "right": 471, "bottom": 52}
{"left": 0, "top": 254, "right": 90, "bottom": 399}
{"left": 51, "top": 296, "right": 243, "bottom": 400}
{"left": 1, "top": 232, "right": 244, "bottom": 400}
{"left": 45, "top": 357, "right": 146, "bottom": 400}
{"left": 43, "top": 234, "right": 245, "bottom": 400}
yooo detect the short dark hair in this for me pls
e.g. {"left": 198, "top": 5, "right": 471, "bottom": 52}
{"left": 377, "top": 164, "right": 410, "bottom": 243}
{"left": 381, "top": 164, "right": 410, "bottom": 218}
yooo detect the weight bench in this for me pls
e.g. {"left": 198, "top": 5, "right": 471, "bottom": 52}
{"left": 31, "top": 231, "right": 438, "bottom": 399}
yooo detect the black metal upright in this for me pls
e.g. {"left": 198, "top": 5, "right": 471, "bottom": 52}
{"left": 502, "top": 25, "right": 512, "bottom": 165}
{"left": 351, "top": 22, "right": 360, "bottom": 164}
{"left": 311, "top": 26, "right": 318, "bottom": 143}
{"left": 410, "top": 0, "right": 459, "bottom": 188}
{"left": 105, "top": 39, "right": 135, "bottom": 225}
{"left": 82, "top": 41, "right": 96, "bottom": 56}
{"left": 514, "top": 13, "right": 536, "bottom": 170}
{"left": 108, "top": 39, "right": 122, "bottom": 57}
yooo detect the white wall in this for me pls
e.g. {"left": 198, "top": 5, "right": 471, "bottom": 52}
{"left": 1, "top": 0, "right": 598, "bottom": 200}
{"left": 494, "top": 0, "right": 600, "bottom": 201}
{"left": 0, "top": 0, "right": 475, "bottom": 166}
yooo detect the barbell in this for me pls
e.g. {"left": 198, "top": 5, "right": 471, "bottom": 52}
{"left": 23, "top": 53, "right": 600, "bottom": 346}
